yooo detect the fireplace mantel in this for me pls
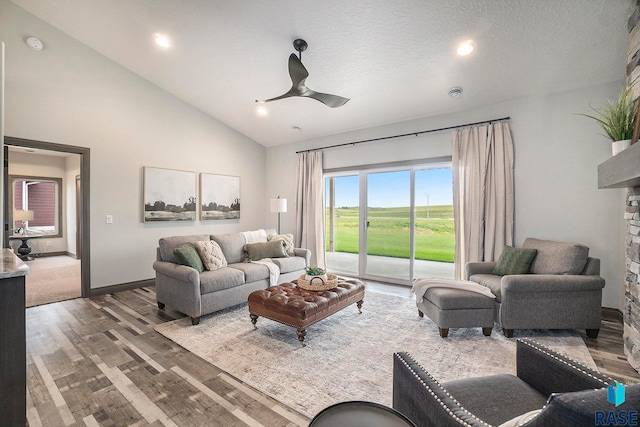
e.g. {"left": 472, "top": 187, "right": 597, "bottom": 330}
{"left": 598, "top": 142, "right": 640, "bottom": 189}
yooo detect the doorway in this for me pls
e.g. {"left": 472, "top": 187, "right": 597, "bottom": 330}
{"left": 3, "top": 136, "right": 90, "bottom": 298}
{"left": 325, "top": 160, "right": 454, "bottom": 285}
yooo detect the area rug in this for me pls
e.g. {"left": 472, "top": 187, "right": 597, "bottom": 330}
{"left": 155, "top": 291, "right": 597, "bottom": 418}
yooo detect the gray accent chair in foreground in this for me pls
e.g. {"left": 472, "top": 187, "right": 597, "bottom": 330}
{"left": 393, "top": 339, "right": 640, "bottom": 427}
{"left": 466, "top": 238, "right": 605, "bottom": 338}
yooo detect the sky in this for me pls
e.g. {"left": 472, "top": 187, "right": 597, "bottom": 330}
{"left": 326, "top": 167, "right": 453, "bottom": 208}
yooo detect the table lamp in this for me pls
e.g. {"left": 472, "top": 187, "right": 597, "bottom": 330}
{"left": 14, "top": 210, "right": 34, "bottom": 235}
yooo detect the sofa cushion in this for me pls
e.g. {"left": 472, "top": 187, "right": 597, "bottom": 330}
{"left": 522, "top": 238, "right": 589, "bottom": 275}
{"left": 199, "top": 267, "right": 245, "bottom": 294}
{"left": 173, "top": 243, "right": 205, "bottom": 273}
{"left": 211, "top": 233, "right": 246, "bottom": 264}
{"left": 272, "top": 256, "right": 307, "bottom": 274}
{"left": 195, "top": 240, "right": 228, "bottom": 271}
{"left": 227, "top": 262, "right": 270, "bottom": 282}
{"left": 159, "top": 234, "right": 211, "bottom": 264}
{"left": 244, "top": 240, "right": 287, "bottom": 261}
{"left": 469, "top": 274, "right": 503, "bottom": 302}
{"left": 267, "top": 233, "right": 295, "bottom": 256}
{"left": 423, "top": 287, "right": 495, "bottom": 310}
{"left": 492, "top": 246, "right": 538, "bottom": 276}
{"left": 443, "top": 374, "right": 547, "bottom": 427}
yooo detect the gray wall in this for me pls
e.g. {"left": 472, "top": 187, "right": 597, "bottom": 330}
{"left": 1, "top": 0, "right": 267, "bottom": 289}
{"left": 266, "top": 81, "right": 626, "bottom": 309}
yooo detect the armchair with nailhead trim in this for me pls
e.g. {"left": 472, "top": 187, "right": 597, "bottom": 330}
{"left": 392, "top": 339, "right": 640, "bottom": 426}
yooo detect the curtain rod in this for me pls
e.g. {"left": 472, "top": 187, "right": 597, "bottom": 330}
{"left": 295, "top": 116, "right": 510, "bottom": 154}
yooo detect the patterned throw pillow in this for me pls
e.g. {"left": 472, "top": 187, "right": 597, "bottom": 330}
{"left": 492, "top": 246, "right": 538, "bottom": 276}
{"left": 267, "top": 233, "right": 295, "bottom": 256}
{"left": 194, "top": 240, "right": 228, "bottom": 271}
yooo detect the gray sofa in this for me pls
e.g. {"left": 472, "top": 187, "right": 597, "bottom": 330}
{"left": 153, "top": 229, "right": 310, "bottom": 325}
{"left": 466, "top": 238, "right": 605, "bottom": 338}
{"left": 393, "top": 339, "right": 640, "bottom": 427}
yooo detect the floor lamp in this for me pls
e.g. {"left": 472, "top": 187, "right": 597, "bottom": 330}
{"left": 270, "top": 196, "right": 287, "bottom": 234}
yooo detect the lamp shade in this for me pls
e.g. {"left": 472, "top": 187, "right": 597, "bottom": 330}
{"left": 270, "top": 198, "right": 287, "bottom": 213}
{"left": 14, "top": 210, "right": 34, "bottom": 221}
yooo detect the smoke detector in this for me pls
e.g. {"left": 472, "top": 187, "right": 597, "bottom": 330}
{"left": 448, "top": 86, "right": 463, "bottom": 98}
{"left": 26, "top": 36, "right": 43, "bottom": 51}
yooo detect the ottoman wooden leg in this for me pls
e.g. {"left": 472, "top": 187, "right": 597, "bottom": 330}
{"left": 439, "top": 328, "right": 449, "bottom": 338}
{"left": 482, "top": 327, "right": 492, "bottom": 336}
{"left": 418, "top": 309, "right": 424, "bottom": 318}
{"left": 157, "top": 302, "right": 165, "bottom": 310}
{"left": 297, "top": 328, "right": 307, "bottom": 347}
{"left": 250, "top": 313, "right": 259, "bottom": 329}
{"left": 503, "top": 328, "right": 514, "bottom": 338}
{"left": 357, "top": 300, "right": 364, "bottom": 313}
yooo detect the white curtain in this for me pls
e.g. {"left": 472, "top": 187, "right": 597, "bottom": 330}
{"left": 295, "top": 151, "right": 326, "bottom": 268}
{"left": 453, "top": 122, "right": 514, "bottom": 279}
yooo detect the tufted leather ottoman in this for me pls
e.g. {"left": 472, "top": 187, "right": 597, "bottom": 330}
{"left": 248, "top": 279, "right": 365, "bottom": 346}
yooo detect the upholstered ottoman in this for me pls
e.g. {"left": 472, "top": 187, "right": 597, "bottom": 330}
{"left": 248, "top": 279, "right": 365, "bottom": 346}
{"left": 417, "top": 287, "right": 494, "bottom": 338}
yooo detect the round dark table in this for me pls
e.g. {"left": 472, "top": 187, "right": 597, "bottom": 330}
{"left": 309, "top": 401, "right": 416, "bottom": 427}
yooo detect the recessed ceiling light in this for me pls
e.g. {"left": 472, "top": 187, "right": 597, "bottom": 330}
{"left": 25, "top": 36, "right": 43, "bottom": 51}
{"left": 153, "top": 33, "right": 170, "bottom": 48}
{"left": 456, "top": 40, "right": 474, "bottom": 56}
{"left": 448, "top": 86, "right": 463, "bottom": 98}
{"left": 257, "top": 106, "right": 268, "bottom": 116}
{"left": 292, "top": 126, "right": 302, "bottom": 131}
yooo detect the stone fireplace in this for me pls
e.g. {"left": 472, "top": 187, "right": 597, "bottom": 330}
{"left": 626, "top": 188, "right": 640, "bottom": 371}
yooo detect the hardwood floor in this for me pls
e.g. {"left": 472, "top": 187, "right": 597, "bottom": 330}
{"left": 26, "top": 287, "right": 308, "bottom": 427}
{"left": 25, "top": 283, "right": 639, "bottom": 426}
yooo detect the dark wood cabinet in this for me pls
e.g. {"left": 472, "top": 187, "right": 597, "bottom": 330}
{"left": 0, "top": 252, "right": 28, "bottom": 426}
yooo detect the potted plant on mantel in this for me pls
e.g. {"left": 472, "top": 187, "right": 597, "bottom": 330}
{"left": 580, "top": 86, "right": 637, "bottom": 156}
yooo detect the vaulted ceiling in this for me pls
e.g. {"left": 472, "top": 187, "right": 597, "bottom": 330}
{"left": 10, "top": 0, "right": 630, "bottom": 147}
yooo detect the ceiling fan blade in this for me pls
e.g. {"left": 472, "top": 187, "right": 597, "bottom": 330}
{"left": 288, "top": 53, "right": 309, "bottom": 88}
{"left": 255, "top": 88, "right": 297, "bottom": 104}
{"left": 303, "top": 89, "right": 350, "bottom": 108}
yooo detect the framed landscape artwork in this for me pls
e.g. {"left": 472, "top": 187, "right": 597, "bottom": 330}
{"left": 200, "top": 173, "right": 240, "bottom": 220}
{"left": 143, "top": 167, "right": 197, "bottom": 222}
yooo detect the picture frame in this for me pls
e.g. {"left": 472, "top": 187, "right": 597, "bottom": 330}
{"left": 200, "top": 173, "right": 240, "bottom": 220}
{"left": 143, "top": 167, "right": 197, "bottom": 222}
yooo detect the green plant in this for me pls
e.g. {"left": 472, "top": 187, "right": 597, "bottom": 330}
{"left": 305, "top": 266, "right": 326, "bottom": 276}
{"left": 580, "top": 86, "right": 637, "bottom": 142}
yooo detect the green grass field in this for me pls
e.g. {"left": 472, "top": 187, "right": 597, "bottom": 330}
{"left": 325, "top": 205, "right": 454, "bottom": 263}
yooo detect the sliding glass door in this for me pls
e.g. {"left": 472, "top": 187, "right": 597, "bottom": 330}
{"left": 325, "top": 163, "right": 454, "bottom": 285}
{"left": 365, "top": 170, "right": 411, "bottom": 281}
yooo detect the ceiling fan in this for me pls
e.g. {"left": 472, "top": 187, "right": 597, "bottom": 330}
{"left": 256, "top": 39, "right": 349, "bottom": 108}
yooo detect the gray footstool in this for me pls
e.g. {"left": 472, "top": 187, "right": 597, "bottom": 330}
{"left": 417, "top": 287, "right": 495, "bottom": 338}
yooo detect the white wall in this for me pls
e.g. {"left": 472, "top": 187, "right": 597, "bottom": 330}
{"left": 266, "top": 82, "right": 627, "bottom": 309}
{"left": 1, "top": 1, "right": 267, "bottom": 289}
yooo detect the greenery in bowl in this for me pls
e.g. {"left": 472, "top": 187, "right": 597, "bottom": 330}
{"left": 305, "top": 267, "right": 326, "bottom": 276}
{"left": 580, "top": 86, "right": 637, "bottom": 142}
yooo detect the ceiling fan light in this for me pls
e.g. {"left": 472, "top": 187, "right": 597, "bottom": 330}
{"left": 257, "top": 106, "right": 268, "bottom": 116}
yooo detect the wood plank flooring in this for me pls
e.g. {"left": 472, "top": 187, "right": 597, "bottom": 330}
{"left": 25, "top": 284, "right": 640, "bottom": 426}
{"left": 26, "top": 287, "right": 308, "bottom": 427}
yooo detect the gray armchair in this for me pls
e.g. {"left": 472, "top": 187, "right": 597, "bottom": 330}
{"left": 393, "top": 339, "right": 640, "bottom": 427}
{"left": 466, "top": 238, "right": 605, "bottom": 338}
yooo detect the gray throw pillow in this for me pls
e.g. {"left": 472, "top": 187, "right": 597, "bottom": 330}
{"left": 244, "top": 240, "right": 287, "bottom": 261}
{"left": 492, "top": 246, "right": 538, "bottom": 276}
{"left": 173, "top": 243, "right": 205, "bottom": 273}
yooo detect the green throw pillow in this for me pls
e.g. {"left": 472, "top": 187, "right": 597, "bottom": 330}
{"left": 492, "top": 246, "right": 538, "bottom": 276}
{"left": 244, "top": 240, "right": 287, "bottom": 261}
{"left": 173, "top": 243, "right": 205, "bottom": 273}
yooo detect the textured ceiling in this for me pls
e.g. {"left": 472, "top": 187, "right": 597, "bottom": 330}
{"left": 10, "top": 0, "right": 630, "bottom": 147}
